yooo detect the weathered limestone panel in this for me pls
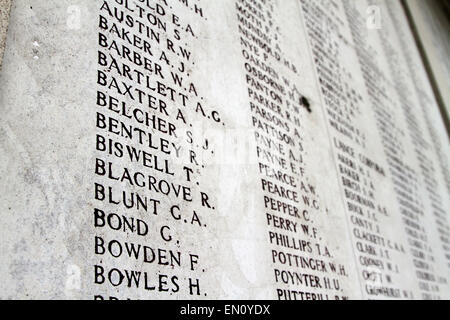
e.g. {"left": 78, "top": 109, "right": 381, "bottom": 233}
{"left": 404, "top": 0, "right": 450, "bottom": 126}
{"left": 0, "top": 0, "right": 12, "bottom": 69}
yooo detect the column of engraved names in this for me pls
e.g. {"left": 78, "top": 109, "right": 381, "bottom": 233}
{"left": 339, "top": 0, "right": 442, "bottom": 299}
{"left": 236, "top": 0, "right": 351, "bottom": 300}
{"left": 93, "top": 0, "right": 221, "bottom": 299}
{"left": 378, "top": 0, "right": 448, "bottom": 299}
{"left": 387, "top": 0, "right": 450, "bottom": 288}
{"left": 299, "top": 0, "right": 409, "bottom": 299}
{"left": 389, "top": 1, "right": 450, "bottom": 272}
{"left": 346, "top": 1, "right": 442, "bottom": 298}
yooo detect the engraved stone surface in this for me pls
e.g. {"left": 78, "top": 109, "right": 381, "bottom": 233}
{"left": 0, "top": 0, "right": 12, "bottom": 69}
{"left": 0, "top": 0, "right": 449, "bottom": 300}
{"left": 404, "top": 0, "right": 450, "bottom": 129}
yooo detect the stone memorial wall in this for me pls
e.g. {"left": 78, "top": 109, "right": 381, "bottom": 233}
{"left": 0, "top": 0, "right": 449, "bottom": 300}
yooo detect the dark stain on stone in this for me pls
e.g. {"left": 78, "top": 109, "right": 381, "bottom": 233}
{"left": 300, "top": 96, "right": 312, "bottom": 113}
